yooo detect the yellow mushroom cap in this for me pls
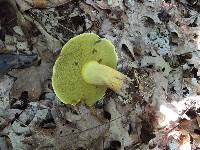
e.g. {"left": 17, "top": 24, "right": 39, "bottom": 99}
{"left": 52, "top": 33, "right": 117, "bottom": 106}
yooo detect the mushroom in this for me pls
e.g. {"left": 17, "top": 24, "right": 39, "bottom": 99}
{"left": 52, "top": 33, "right": 132, "bottom": 106}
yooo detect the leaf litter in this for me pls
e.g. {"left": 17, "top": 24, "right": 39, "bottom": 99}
{"left": 0, "top": 0, "right": 200, "bottom": 149}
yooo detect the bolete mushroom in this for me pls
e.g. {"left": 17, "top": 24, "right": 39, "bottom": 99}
{"left": 52, "top": 33, "right": 132, "bottom": 106}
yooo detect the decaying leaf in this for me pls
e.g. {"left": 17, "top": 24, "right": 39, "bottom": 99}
{"left": 0, "top": 0, "right": 200, "bottom": 149}
{"left": 16, "top": 0, "right": 73, "bottom": 11}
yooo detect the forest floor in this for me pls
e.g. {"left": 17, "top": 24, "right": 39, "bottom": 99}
{"left": 0, "top": 0, "right": 200, "bottom": 149}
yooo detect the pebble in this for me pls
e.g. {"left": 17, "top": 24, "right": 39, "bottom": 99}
{"left": 16, "top": 41, "right": 29, "bottom": 51}
{"left": 34, "top": 109, "right": 49, "bottom": 121}
{"left": 45, "top": 92, "right": 55, "bottom": 101}
{"left": 13, "top": 26, "right": 24, "bottom": 36}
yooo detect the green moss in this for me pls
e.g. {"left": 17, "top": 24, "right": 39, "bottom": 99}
{"left": 52, "top": 33, "right": 117, "bottom": 106}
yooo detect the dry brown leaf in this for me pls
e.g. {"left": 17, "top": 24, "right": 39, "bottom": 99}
{"left": 16, "top": 0, "right": 72, "bottom": 11}
{"left": 33, "top": 0, "right": 47, "bottom": 8}
{"left": 191, "top": 133, "right": 200, "bottom": 145}
{"left": 10, "top": 61, "right": 52, "bottom": 99}
{"left": 179, "top": 129, "right": 190, "bottom": 145}
{"left": 196, "top": 115, "right": 200, "bottom": 127}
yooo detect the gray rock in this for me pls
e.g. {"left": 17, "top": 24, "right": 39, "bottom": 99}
{"left": 45, "top": 92, "right": 55, "bottom": 101}
{"left": 0, "top": 136, "right": 8, "bottom": 150}
{"left": 0, "top": 123, "right": 11, "bottom": 136}
{"left": 30, "top": 109, "right": 55, "bottom": 128}
{"left": 85, "top": 17, "right": 93, "bottom": 30}
{"left": 144, "top": 30, "right": 170, "bottom": 56}
{"left": 35, "top": 109, "right": 49, "bottom": 121}
{"left": 13, "top": 26, "right": 24, "bottom": 36}
{"left": 16, "top": 41, "right": 29, "bottom": 51}
{"left": 5, "top": 109, "right": 22, "bottom": 121}
{"left": 18, "top": 105, "right": 37, "bottom": 125}
{"left": 11, "top": 121, "right": 31, "bottom": 135}
{"left": 0, "top": 76, "right": 14, "bottom": 110}
{"left": 140, "top": 56, "right": 172, "bottom": 77}
{"left": 39, "top": 100, "right": 53, "bottom": 108}
{"left": 8, "top": 130, "right": 29, "bottom": 150}
{"left": 0, "top": 107, "right": 6, "bottom": 117}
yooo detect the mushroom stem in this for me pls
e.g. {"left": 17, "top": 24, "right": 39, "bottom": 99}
{"left": 82, "top": 61, "right": 132, "bottom": 97}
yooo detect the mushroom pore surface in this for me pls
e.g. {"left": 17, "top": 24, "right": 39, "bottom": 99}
{"left": 52, "top": 33, "right": 117, "bottom": 106}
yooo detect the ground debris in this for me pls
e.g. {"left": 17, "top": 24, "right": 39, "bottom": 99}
{"left": 0, "top": 0, "right": 200, "bottom": 149}
{"left": 0, "top": 52, "right": 38, "bottom": 75}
